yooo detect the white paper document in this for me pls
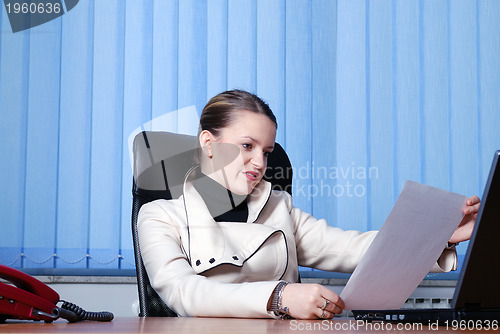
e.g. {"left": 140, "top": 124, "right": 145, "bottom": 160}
{"left": 340, "top": 180, "right": 466, "bottom": 311}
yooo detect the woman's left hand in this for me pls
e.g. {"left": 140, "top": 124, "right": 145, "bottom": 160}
{"left": 448, "top": 196, "right": 481, "bottom": 244}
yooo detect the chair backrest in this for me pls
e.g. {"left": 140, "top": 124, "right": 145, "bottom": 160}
{"left": 131, "top": 131, "right": 292, "bottom": 317}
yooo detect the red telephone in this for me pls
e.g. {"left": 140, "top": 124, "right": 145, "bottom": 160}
{"left": 0, "top": 264, "right": 113, "bottom": 322}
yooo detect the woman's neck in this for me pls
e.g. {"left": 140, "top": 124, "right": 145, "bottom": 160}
{"left": 193, "top": 170, "right": 248, "bottom": 222}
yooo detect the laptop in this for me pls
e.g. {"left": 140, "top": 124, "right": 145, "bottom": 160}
{"left": 352, "top": 150, "right": 500, "bottom": 324}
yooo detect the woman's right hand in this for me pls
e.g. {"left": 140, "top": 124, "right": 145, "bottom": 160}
{"left": 280, "top": 283, "right": 345, "bottom": 319}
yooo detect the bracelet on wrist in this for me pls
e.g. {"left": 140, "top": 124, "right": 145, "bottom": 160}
{"left": 270, "top": 281, "right": 290, "bottom": 319}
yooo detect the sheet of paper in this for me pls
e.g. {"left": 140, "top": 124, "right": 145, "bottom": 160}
{"left": 340, "top": 180, "right": 466, "bottom": 311}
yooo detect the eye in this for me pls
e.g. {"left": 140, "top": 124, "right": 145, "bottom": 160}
{"left": 242, "top": 143, "right": 253, "bottom": 150}
{"left": 263, "top": 151, "right": 272, "bottom": 157}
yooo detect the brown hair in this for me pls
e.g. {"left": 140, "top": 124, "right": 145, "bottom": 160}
{"left": 199, "top": 90, "right": 277, "bottom": 137}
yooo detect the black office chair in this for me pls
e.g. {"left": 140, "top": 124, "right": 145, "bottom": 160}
{"left": 131, "top": 131, "right": 293, "bottom": 317}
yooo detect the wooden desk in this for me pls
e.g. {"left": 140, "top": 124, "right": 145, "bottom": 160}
{"left": 1, "top": 317, "right": 499, "bottom": 333}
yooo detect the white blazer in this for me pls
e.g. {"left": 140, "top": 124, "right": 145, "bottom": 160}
{"left": 138, "top": 168, "right": 456, "bottom": 318}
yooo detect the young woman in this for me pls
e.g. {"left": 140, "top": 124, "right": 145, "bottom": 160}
{"left": 138, "top": 90, "right": 480, "bottom": 319}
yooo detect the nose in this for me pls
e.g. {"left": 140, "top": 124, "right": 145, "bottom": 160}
{"left": 251, "top": 151, "right": 266, "bottom": 170}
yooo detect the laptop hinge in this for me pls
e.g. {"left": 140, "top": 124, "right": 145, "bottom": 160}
{"left": 463, "top": 303, "right": 482, "bottom": 312}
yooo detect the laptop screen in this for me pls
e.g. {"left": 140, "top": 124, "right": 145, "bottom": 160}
{"left": 452, "top": 150, "right": 500, "bottom": 310}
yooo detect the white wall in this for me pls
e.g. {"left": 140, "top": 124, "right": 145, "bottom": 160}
{"left": 45, "top": 280, "right": 140, "bottom": 317}
{"left": 44, "top": 278, "right": 456, "bottom": 318}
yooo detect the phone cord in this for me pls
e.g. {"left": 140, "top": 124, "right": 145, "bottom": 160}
{"left": 59, "top": 300, "right": 114, "bottom": 322}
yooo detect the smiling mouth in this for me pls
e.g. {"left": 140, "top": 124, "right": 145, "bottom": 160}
{"left": 244, "top": 171, "right": 259, "bottom": 181}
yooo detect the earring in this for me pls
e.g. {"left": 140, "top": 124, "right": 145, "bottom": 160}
{"left": 208, "top": 144, "right": 213, "bottom": 159}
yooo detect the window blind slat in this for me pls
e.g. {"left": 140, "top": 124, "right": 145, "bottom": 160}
{"left": 88, "top": 0, "right": 125, "bottom": 269}
{"left": 256, "top": 0, "right": 286, "bottom": 149}
{"left": 152, "top": 0, "right": 179, "bottom": 123}
{"left": 285, "top": 0, "right": 313, "bottom": 215}
{"left": 207, "top": 0, "right": 228, "bottom": 99}
{"left": 178, "top": 0, "right": 207, "bottom": 116}
{"left": 311, "top": 0, "right": 337, "bottom": 224}
{"left": 0, "top": 15, "right": 29, "bottom": 268}
{"left": 368, "top": 0, "right": 394, "bottom": 231}
{"left": 227, "top": 0, "right": 257, "bottom": 92}
{"left": 23, "top": 19, "right": 62, "bottom": 269}
{"left": 336, "top": 0, "right": 368, "bottom": 231}
{"left": 56, "top": 0, "right": 93, "bottom": 269}
{"left": 120, "top": 0, "right": 154, "bottom": 270}
{"left": 420, "top": 0, "right": 450, "bottom": 192}
{"left": 449, "top": 0, "right": 479, "bottom": 198}
{"left": 478, "top": 0, "right": 500, "bottom": 191}
{"left": 393, "top": 0, "right": 422, "bottom": 196}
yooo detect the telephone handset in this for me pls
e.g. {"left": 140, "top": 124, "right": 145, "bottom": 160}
{"left": 0, "top": 264, "right": 113, "bottom": 323}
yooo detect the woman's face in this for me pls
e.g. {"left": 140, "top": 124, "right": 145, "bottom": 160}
{"left": 201, "top": 110, "right": 277, "bottom": 195}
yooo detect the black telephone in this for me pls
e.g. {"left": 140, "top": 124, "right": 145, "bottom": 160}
{"left": 0, "top": 264, "right": 113, "bottom": 323}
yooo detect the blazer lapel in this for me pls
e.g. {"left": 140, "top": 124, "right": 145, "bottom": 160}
{"left": 182, "top": 167, "right": 284, "bottom": 275}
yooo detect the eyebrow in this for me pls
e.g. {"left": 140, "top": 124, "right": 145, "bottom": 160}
{"left": 242, "top": 136, "right": 275, "bottom": 150}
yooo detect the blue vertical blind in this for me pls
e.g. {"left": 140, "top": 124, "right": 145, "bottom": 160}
{"left": 0, "top": 0, "right": 499, "bottom": 271}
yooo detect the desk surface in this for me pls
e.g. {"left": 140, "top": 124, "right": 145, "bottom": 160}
{"left": 1, "top": 317, "right": 498, "bottom": 334}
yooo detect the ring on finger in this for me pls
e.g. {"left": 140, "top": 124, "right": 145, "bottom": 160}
{"left": 321, "top": 299, "right": 330, "bottom": 310}
{"left": 321, "top": 309, "right": 326, "bottom": 318}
